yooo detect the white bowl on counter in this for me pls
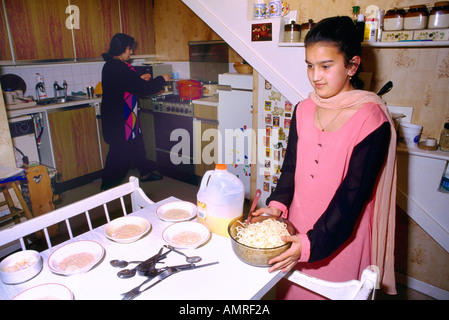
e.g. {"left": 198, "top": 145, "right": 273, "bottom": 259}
{"left": 47, "top": 240, "right": 104, "bottom": 276}
{"left": 162, "top": 221, "right": 210, "bottom": 249}
{"left": 0, "top": 250, "right": 43, "bottom": 284}
{"left": 13, "top": 283, "right": 74, "bottom": 300}
{"left": 156, "top": 201, "right": 197, "bottom": 222}
{"left": 104, "top": 216, "right": 151, "bottom": 243}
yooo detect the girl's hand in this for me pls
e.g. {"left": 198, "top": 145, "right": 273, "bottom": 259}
{"left": 268, "top": 235, "right": 302, "bottom": 273}
{"left": 141, "top": 74, "right": 151, "bottom": 81}
{"left": 252, "top": 206, "right": 281, "bottom": 218}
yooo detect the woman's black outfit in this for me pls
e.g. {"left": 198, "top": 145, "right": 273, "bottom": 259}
{"left": 100, "top": 59, "right": 165, "bottom": 189}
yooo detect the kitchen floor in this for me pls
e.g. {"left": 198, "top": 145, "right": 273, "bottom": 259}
{"left": 53, "top": 170, "right": 435, "bottom": 301}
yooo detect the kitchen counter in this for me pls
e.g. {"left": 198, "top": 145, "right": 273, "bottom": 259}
{"left": 192, "top": 95, "right": 219, "bottom": 107}
{"left": 6, "top": 96, "right": 102, "bottom": 119}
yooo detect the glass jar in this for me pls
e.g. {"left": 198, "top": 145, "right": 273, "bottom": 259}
{"left": 300, "top": 19, "right": 315, "bottom": 42}
{"left": 428, "top": 1, "right": 449, "bottom": 28}
{"left": 404, "top": 5, "right": 429, "bottom": 30}
{"left": 284, "top": 21, "right": 301, "bottom": 42}
{"left": 440, "top": 122, "right": 449, "bottom": 151}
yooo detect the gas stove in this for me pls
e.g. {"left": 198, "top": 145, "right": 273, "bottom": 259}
{"left": 152, "top": 94, "right": 194, "bottom": 117}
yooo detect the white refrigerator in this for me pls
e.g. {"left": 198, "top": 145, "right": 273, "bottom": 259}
{"left": 218, "top": 73, "right": 253, "bottom": 198}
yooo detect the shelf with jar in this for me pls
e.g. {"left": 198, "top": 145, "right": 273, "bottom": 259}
{"left": 278, "top": 2, "right": 449, "bottom": 48}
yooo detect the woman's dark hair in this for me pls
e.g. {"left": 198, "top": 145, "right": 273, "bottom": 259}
{"left": 305, "top": 16, "right": 364, "bottom": 89}
{"left": 102, "top": 33, "right": 136, "bottom": 62}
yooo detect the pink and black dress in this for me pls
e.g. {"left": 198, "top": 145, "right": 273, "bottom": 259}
{"left": 268, "top": 97, "right": 390, "bottom": 299}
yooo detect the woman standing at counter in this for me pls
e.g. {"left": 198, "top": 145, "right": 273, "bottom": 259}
{"left": 253, "top": 16, "right": 397, "bottom": 299}
{"left": 100, "top": 33, "right": 170, "bottom": 190}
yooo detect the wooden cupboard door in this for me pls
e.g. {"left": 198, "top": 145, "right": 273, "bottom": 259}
{"left": 120, "top": 0, "right": 155, "bottom": 55}
{"left": 0, "top": 5, "right": 12, "bottom": 60}
{"left": 48, "top": 106, "right": 102, "bottom": 182}
{"left": 4, "top": 0, "right": 75, "bottom": 60}
{"left": 195, "top": 122, "right": 218, "bottom": 177}
{"left": 70, "top": 0, "right": 121, "bottom": 58}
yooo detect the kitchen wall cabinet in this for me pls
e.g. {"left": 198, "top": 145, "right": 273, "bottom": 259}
{"left": 3, "top": 0, "right": 75, "bottom": 60}
{"left": 120, "top": 0, "right": 156, "bottom": 56}
{"left": 0, "top": 5, "right": 12, "bottom": 61}
{"left": 0, "top": 0, "right": 155, "bottom": 62}
{"left": 70, "top": 0, "right": 121, "bottom": 59}
{"left": 47, "top": 105, "right": 102, "bottom": 182}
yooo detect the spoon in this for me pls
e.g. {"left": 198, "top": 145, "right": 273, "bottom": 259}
{"left": 163, "top": 245, "right": 202, "bottom": 263}
{"left": 117, "top": 247, "right": 168, "bottom": 279}
{"left": 117, "top": 265, "right": 140, "bottom": 279}
{"left": 110, "top": 260, "right": 142, "bottom": 268}
{"left": 246, "top": 189, "right": 261, "bottom": 224}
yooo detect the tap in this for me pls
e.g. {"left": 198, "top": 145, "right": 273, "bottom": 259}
{"left": 54, "top": 81, "right": 67, "bottom": 99}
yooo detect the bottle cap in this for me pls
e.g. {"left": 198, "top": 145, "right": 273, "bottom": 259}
{"left": 215, "top": 164, "right": 227, "bottom": 170}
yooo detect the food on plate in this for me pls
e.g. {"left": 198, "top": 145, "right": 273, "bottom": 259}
{"left": 170, "top": 231, "right": 202, "bottom": 246}
{"left": 3, "top": 256, "right": 38, "bottom": 273}
{"left": 110, "top": 224, "right": 144, "bottom": 239}
{"left": 55, "top": 252, "right": 96, "bottom": 272}
{"left": 162, "top": 208, "right": 191, "bottom": 220}
{"left": 235, "top": 218, "right": 290, "bottom": 248}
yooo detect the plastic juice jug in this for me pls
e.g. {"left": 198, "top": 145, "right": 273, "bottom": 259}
{"left": 197, "top": 164, "right": 244, "bottom": 237}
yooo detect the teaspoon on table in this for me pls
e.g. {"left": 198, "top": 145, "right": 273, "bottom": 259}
{"left": 110, "top": 260, "right": 141, "bottom": 268}
{"left": 163, "top": 245, "right": 202, "bottom": 263}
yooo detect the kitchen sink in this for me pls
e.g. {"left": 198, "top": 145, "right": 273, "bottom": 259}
{"left": 36, "top": 96, "right": 85, "bottom": 105}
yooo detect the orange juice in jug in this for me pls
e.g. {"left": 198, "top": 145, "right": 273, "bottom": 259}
{"left": 197, "top": 164, "right": 244, "bottom": 237}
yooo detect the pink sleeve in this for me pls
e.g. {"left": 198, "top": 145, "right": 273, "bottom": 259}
{"left": 267, "top": 201, "right": 289, "bottom": 219}
{"left": 268, "top": 201, "right": 309, "bottom": 262}
{"left": 298, "top": 234, "right": 310, "bottom": 262}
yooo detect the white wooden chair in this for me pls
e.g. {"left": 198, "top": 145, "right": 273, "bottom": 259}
{"left": 0, "top": 176, "right": 154, "bottom": 252}
{"left": 285, "top": 267, "right": 379, "bottom": 300}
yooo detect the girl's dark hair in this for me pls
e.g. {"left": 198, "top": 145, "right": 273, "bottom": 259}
{"left": 305, "top": 16, "right": 364, "bottom": 89}
{"left": 102, "top": 33, "right": 136, "bottom": 62}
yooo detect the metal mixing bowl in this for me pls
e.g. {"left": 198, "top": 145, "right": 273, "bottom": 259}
{"left": 228, "top": 215, "right": 296, "bottom": 267}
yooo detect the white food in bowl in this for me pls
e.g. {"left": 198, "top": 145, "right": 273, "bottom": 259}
{"left": 156, "top": 201, "right": 197, "bottom": 222}
{"left": 104, "top": 216, "right": 151, "bottom": 243}
{"left": 162, "top": 221, "right": 210, "bottom": 249}
{"left": 0, "top": 250, "right": 43, "bottom": 284}
{"left": 48, "top": 240, "right": 104, "bottom": 276}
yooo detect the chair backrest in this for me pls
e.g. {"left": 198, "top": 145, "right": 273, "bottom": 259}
{"left": 285, "top": 267, "right": 378, "bottom": 300}
{"left": 0, "top": 176, "right": 153, "bottom": 252}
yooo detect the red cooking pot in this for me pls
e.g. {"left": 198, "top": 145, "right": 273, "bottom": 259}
{"left": 177, "top": 79, "right": 204, "bottom": 100}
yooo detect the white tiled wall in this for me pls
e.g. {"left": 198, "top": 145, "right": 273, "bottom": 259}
{"left": 0, "top": 62, "right": 104, "bottom": 99}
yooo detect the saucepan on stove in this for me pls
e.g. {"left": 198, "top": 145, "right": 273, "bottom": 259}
{"left": 177, "top": 79, "right": 204, "bottom": 100}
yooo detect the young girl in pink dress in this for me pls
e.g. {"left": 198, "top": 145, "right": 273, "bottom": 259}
{"left": 253, "top": 16, "right": 397, "bottom": 299}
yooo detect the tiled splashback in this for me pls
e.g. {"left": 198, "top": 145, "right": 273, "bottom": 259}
{"left": 0, "top": 61, "right": 192, "bottom": 99}
{"left": 1, "top": 62, "right": 104, "bottom": 99}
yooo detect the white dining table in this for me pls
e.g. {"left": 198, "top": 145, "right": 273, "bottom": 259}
{"left": 0, "top": 197, "right": 286, "bottom": 300}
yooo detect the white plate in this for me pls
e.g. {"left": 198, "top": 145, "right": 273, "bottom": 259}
{"left": 162, "top": 221, "right": 210, "bottom": 249}
{"left": 104, "top": 216, "right": 151, "bottom": 243}
{"left": 156, "top": 201, "right": 197, "bottom": 222}
{"left": 13, "top": 283, "right": 73, "bottom": 300}
{"left": 48, "top": 240, "right": 104, "bottom": 276}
